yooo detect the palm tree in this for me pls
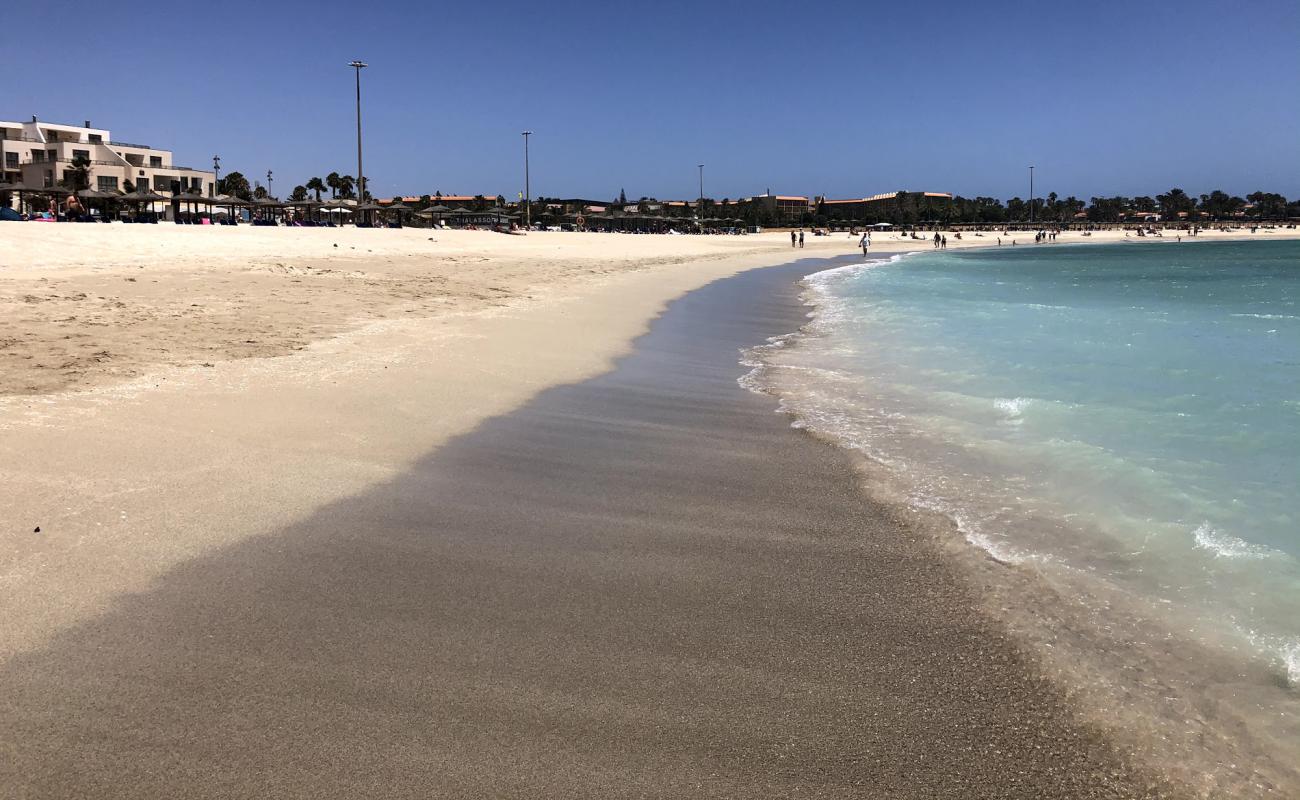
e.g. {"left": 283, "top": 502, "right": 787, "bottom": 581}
{"left": 337, "top": 175, "right": 355, "bottom": 199}
{"left": 306, "top": 177, "right": 326, "bottom": 201}
{"left": 326, "top": 172, "right": 341, "bottom": 199}
{"left": 61, "top": 153, "right": 93, "bottom": 192}
{"left": 1157, "top": 188, "right": 1194, "bottom": 217}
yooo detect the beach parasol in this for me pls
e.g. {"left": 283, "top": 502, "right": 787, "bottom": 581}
{"left": 385, "top": 200, "right": 411, "bottom": 224}
{"left": 352, "top": 202, "right": 384, "bottom": 225}
{"left": 170, "top": 190, "right": 213, "bottom": 222}
{"left": 119, "top": 188, "right": 167, "bottom": 218}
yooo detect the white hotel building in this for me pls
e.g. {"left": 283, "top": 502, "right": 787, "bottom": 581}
{"left": 1, "top": 116, "right": 215, "bottom": 201}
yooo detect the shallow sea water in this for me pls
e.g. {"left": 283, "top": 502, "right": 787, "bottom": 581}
{"left": 744, "top": 239, "right": 1300, "bottom": 792}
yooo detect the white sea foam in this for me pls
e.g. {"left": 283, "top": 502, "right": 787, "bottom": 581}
{"left": 1283, "top": 641, "right": 1300, "bottom": 688}
{"left": 1191, "top": 522, "right": 1274, "bottom": 560}
{"left": 994, "top": 397, "right": 1032, "bottom": 422}
{"left": 737, "top": 253, "right": 909, "bottom": 398}
{"left": 1241, "top": 628, "right": 1300, "bottom": 688}
{"left": 1230, "top": 313, "right": 1300, "bottom": 320}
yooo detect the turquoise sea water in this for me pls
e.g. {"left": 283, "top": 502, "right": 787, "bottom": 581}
{"left": 750, "top": 240, "right": 1300, "bottom": 688}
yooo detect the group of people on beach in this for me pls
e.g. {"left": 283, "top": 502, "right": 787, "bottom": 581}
{"left": 790, "top": 230, "right": 804, "bottom": 248}
{"left": 932, "top": 232, "right": 947, "bottom": 249}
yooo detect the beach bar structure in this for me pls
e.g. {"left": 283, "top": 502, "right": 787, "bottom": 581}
{"left": 1, "top": 117, "right": 214, "bottom": 214}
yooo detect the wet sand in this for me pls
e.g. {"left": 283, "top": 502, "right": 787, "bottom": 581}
{"left": 0, "top": 260, "right": 1176, "bottom": 798}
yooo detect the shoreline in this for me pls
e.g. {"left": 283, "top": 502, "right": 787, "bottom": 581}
{"left": 752, "top": 241, "right": 1300, "bottom": 797}
{"left": 0, "top": 257, "right": 1176, "bottom": 797}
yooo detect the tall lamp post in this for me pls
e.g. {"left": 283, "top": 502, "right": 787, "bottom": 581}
{"left": 212, "top": 155, "right": 220, "bottom": 197}
{"left": 522, "top": 130, "right": 532, "bottom": 230}
{"left": 349, "top": 60, "right": 368, "bottom": 206}
{"left": 697, "top": 163, "right": 704, "bottom": 227}
{"left": 267, "top": 169, "right": 273, "bottom": 198}
{"left": 1028, "top": 165, "right": 1035, "bottom": 224}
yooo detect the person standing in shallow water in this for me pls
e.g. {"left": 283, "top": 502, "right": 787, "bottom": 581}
{"left": 791, "top": 230, "right": 797, "bottom": 248}
{"left": 798, "top": 230, "right": 804, "bottom": 248}
{"left": 933, "top": 232, "right": 941, "bottom": 248}
{"left": 941, "top": 235, "right": 947, "bottom": 249}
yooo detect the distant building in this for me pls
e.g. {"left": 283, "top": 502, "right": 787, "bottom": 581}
{"left": 381, "top": 195, "right": 499, "bottom": 209}
{"left": 817, "top": 191, "right": 953, "bottom": 221}
{"left": 748, "top": 194, "right": 810, "bottom": 224}
{"left": 1, "top": 116, "right": 214, "bottom": 201}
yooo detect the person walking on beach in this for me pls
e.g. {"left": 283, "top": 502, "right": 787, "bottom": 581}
{"left": 933, "top": 232, "right": 941, "bottom": 249}
{"left": 860, "top": 232, "right": 871, "bottom": 257}
{"left": 798, "top": 230, "right": 805, "bottom": 248}
{"left": 791, "top": 230, "right": 797, "bottom": 248}
{"left": 940, "top": 235, "right": 947, "bottom": 249}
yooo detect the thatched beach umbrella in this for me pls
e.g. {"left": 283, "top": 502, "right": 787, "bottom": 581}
{"left": 285, "top": 198, "right": 320, "bottom": 223}
{"left": 352, "top": 202, "right": 384, "bottom": 225}
{"left": 74, "top": 188, "right": 115, "bottom": 219}
{"left": 172, "top": 190, "right": 213, "bottom": 221}
{"left": 418, "top": 204, "right": 451, "bottom": 227}
{"left": 385, "top": 199, "right": 412, "bottom": 226}
{"left": 119, "top": 188, "right": 167, "bottom": 219}
{"left": 251, "top": 195, "right": 283, "bottom": 223}
{"left": 214, "top": 195, "right": 249, "bottom": 222}
{"left": 23, "top": 184, "right": 71, "bottom": 216}
{"left": 0, "top": 181, "right": 31, "bottom": 215}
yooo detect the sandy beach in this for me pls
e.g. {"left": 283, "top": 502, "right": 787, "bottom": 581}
{"left": 2, "top": 223, "right": 1296, "bottom": 796}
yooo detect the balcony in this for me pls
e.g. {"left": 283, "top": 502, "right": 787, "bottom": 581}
{"left": 19, "top": 156, "right": 125, "bottom": 168}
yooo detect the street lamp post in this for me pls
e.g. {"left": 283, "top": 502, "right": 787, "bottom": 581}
{"left": 349, "top": 60, "right": 368, "bottom": 206}
{"left": 697, "top": 164, "right": 704, "bottom": 228}
{"left": 212, "top": 155, "right": 220, "bottom": 197}
{"left": 267, "top": 169, "right": 273, "bottom": 198}
{"left": 1028, "top": 165, "right": 1035, "bottom": 224}
{"left": 522, "top": 130, "right": 532, "bottom": 230}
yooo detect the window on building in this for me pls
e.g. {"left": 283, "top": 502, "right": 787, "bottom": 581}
{"left": 97, "top": 176, "right": 119, "bottom": 191}
{"left": 43, "top": 170, "right": 54, "bottom": 188}
{"left": 31, "top": 151, "right": 44, "bottom": 162}
{"left": 88, "top": 134, "right": 102, "bottom": 144}
{"left": 136, "top": 177, "right": 150, "bottom": 191}
{"left": 73, "top": 149, "right": 90, "bottom": 162}
{"left": 149, "top": 155, "right": 162, "bottom": 168}
{"left": 4, "top": 152, "right": 16, "bottom": 168}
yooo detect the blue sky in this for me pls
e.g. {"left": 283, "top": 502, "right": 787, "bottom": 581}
{"left": 5, "top": 0, "right": 1297, "bottom": 201}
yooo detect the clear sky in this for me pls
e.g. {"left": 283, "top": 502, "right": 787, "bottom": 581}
{"left": 5, "top": 0, "right": 1297, "bottom": 202}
